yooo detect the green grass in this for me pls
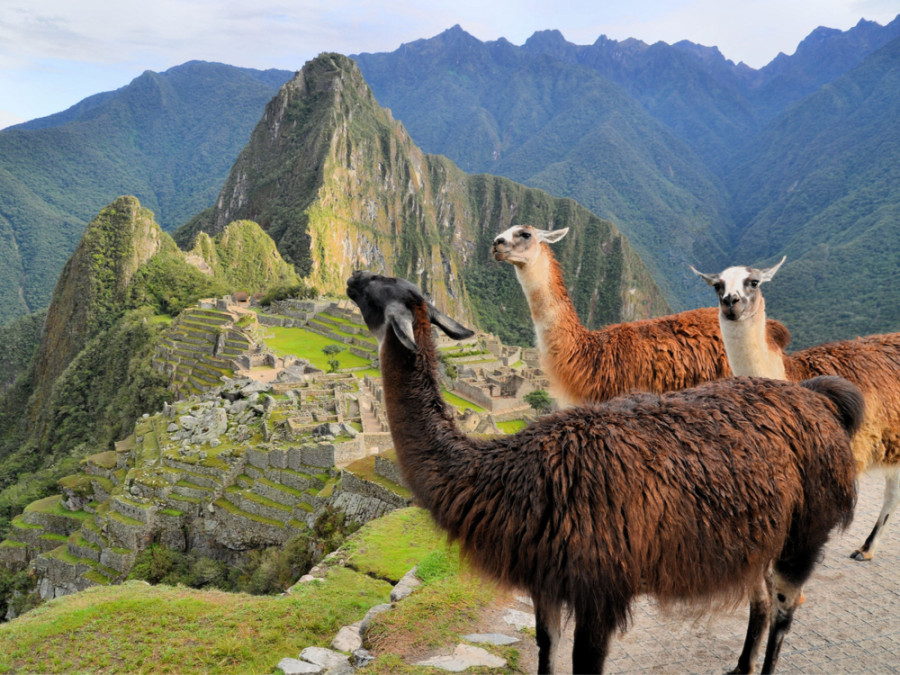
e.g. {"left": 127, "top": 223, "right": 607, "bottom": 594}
{"left": 441, "top": 389, "right": 486, "bottom": 414}
{"left": 0, "top": 567, "right": 391, "bottom": 674}
{"left": 339, "top": 507, "right": 450, "bottom": 583}
{"left": 263, "top": 326, "right": 372, "bottom": 372}
{"left": 497, "top": 419, "right": 527, "bottom": 434}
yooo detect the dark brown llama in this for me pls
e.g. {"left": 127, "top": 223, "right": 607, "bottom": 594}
{"left": 346, "top": 270, "right": 862, "bottom": 675}
{"left": 492, "top": 225, "right": 792, "bottom": 407}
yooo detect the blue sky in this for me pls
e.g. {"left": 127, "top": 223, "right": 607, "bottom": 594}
{"left": 1, "top": 0, "right": 897, "bottom": 129}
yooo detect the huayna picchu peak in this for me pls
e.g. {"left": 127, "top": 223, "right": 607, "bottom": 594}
{"left": 177, "top": 52, "right": 669, "bottom": 345}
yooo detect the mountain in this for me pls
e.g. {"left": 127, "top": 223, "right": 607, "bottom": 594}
{"left": 0, "top": 196, "right": 299, "bottom": 528}
{"left": 351, "top": 19, "right": 900, "bottom": 343}
{"left": 177, "top": 53, "right": 669, "bottom": 346}
{"left": 725, "top": 35, "right": 900, "bottom": 346}
{"left": 0, "top": 61, "right": 292, "bottom": 320}
{"left": 352, "top": 26, "right": 738, "bottom": 309}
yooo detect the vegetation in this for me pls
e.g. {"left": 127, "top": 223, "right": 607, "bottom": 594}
{"left": 0, "top": 62, "right": 291, "bottom": 322}
{"left": 523, "top": 389, "right": 552, "bottom": 415}
{"left": 128, "top": 508, "right": 359, "bottom": 595}
{"left": 0, "top": 569, "right": 389, "bottom": 674}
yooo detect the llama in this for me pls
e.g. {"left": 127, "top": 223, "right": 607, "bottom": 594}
{"left": 491, "top": 225, "right": 792, "bottom": 406}
{"left": 694, "top": 258, "right": 900, "bottom": 561}
{"left": 346, "top": 270, "right": 862, "bottom": 674}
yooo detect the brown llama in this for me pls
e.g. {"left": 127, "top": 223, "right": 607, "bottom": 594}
{"left": 491, "top": 225, "right": 792, "bottom": 406}
{"left": 694, "top": 258, "right": 900, "bottom": 561}
{"left": 347, "top": 270, "right": 862, "bottom": 675}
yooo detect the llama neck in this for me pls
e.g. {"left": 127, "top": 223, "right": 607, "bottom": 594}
{"left": 513, "top": 245, "right": 586, "bottom": 356}
{"left": 378, "top": 308, "right": 475, "bottom": 513}
{"left": 719, "top": 299, "right": 787, "bottom": 379}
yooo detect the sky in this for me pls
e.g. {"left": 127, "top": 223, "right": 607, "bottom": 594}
{"left": 1, "top": 0, "right": 898, "bottom": 129}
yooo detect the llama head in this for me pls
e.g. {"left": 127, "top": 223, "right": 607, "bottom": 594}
{"left": 346, "top": 271, "right": 475, "bottom": 351}
{"left": 691, "top": 256, "right": 786, "bottom": 321}
{"left": 491, "top": 225, "right": 569, "bottom": 268}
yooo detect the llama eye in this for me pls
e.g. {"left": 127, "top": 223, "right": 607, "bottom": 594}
{"left": 748, "top": 280, "right": 759, "bottom": 289}
{"left": 520, "top": 232, "right": 531, "bottom": 240}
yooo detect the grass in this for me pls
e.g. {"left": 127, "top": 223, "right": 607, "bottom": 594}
{"left": 263, "top": 326, "right": 372, "bottom": 372}
{"left": 441, "top": 389, "right": 487, "bottom": 414}
{"left": 339, "top": 507, "right": 450, "bottom": 583}
{"left": 0, "top": 567, "right": 391, "bottom": 674}
{"left": 497, "top": 419, "right": 527, "bottom": 434}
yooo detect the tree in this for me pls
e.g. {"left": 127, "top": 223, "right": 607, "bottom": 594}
{"left": 322, "top": 344, "right": 345, "bottom": 373}
{"left": 523, "top": 389, "right": 552, "bottom": 415}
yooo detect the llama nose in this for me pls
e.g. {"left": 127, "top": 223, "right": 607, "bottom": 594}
{"left": 493, "top": 236, "right": 505, "bottom": 247}
{"left": 722, "top": 294, "right": 739, "bottom": 308}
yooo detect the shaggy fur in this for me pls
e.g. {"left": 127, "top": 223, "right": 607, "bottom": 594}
{"left": 347, "top": 270, "right": 862, "bottom": 675}
{"left": 492, "top": 225, "right": 790, "bottom": 406}
{"left": 695, "top": 262, "right": 900, "bottom": 560}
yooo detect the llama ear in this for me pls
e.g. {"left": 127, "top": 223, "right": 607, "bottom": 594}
{"left": 760, "top": 256, "right": 786, "bottom": 283}
{"left": 690, "top": 265, "right": 719, "bottom": 287}
{"left": 428, "top": 303, "right": 476, "bottom": 340}
{"left": 536, "top": 227, "right": 569, "bottom": 244}
{"left": 385, "top": 302, "right": 418, "bottom": 351}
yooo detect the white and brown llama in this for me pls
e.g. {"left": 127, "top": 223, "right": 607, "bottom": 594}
{"left": 347, "top": 270, "right": 862, "bottom": 675}
{"left": 694, "top": 257, "right": 900, "bottom": 561}
{"left": 491, "top": 225, "right": 791, "bottom": 406}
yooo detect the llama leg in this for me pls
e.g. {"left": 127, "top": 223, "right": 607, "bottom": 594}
{"left": 852, "top": 468, "right": 900, "bottom": 561}
{"left": 760, "top": 570, "right": 806, "bottom": 674}
{"left": 571, "top": 603, "right": 615, "bottom": 675}
{"left": 761, "top": 539, "right": 822, "bottom": 675}
{"left": 534, "top": 596, "right": 562, "bottom": 674}
{"left": 729, "top": 572, "right": 772, "bottom": 674}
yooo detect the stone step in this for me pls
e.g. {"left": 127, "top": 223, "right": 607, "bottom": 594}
{"left": 211, "top": 498, "right": 288, "bottom": 540}
{"left": 172, "top": 480, "right": 216, "bottom": 501}
{"left": 223, "top": 487, "right": 292, "bottom": 524}
{"left": 68, "top": 532, "right": 101, "bottom": 563}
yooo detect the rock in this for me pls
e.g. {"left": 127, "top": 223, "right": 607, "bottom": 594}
{"left": 463, "top": 633, "right": 520, "bottom": 646}
{"left": 390, "top": 566, "right": 421, "bottom": 602}
{"left": 414, "top": 644, "right": 506, "bottom": 672}
{"left": 276, "top": 657, "right": 321, "bottom": 674}
{"left": 503, "top": 608, "right": 536, "bottom": 630}
{"left": 241, "top": 380, "right": 271, "bottom": 397}
{"left": 331, "top": 622, "right": 362, "bottom": 652}
{"left": 167, "top": 422, "right": 179, "bottom": 432}
{"left": 298, "top": 647, "right": 351, "bottom": 673}
{"left": 359, "top": 603, "right": 392, "bottom": 647}
{"left": 350, "top": 648, "right": 375, "bottom": 668}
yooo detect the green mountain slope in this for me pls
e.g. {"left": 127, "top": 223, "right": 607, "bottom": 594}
{"left": 0, "top": 196, "right": 299, "bottom": 528}
{"left": 177, "top": 53, "right": 669, "bottom": 346}
{"left": 0, "top": 62, "right": 291, "bottom": 319}
{"left": 353, "top": 28, "right": 736, "bottom": 308}
{"left": 726, "top": 36, "right": 900, "bottom": 347}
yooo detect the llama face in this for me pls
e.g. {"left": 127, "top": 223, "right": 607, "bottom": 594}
{"left": 346, "top": 271, "right": 474, "bottom": 352}
{"left": 492, "top": 225, "right": 568, "bottom": 267}
{"left": 692, "top": 257, "right": 785, "bottom": 322}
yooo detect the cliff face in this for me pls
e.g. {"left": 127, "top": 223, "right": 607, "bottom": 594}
{"left": 179, "top": 53, "right": 669, "bottom": 343}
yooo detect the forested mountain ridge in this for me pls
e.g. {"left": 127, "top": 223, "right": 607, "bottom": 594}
{"left": 352, "top": 16, "right": 900, "bottom": 346}
{"left": 0, "top": 62, "right": 293, "bottom": 319}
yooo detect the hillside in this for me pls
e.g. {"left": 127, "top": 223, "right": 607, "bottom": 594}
{"left": 0, "top": 62, "right": 292, "bottom": 320}
{"left": 353, "top": 27, "right": 737, "bottom": 308}
{"left": 177, "top": 53, "right": 669, "bottom": 346}
{"left": 353, "top": 19, "right": 900, "bottom": 344}
{"left": 0, "top": 197, "right": 300, "bottom": 534}
{"left": 725, "top": 35, "right": 900, "bottom": 346}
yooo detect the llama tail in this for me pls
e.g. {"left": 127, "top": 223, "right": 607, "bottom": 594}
{"left": 800, "top": 375, "right": 865, "bottom": 436}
